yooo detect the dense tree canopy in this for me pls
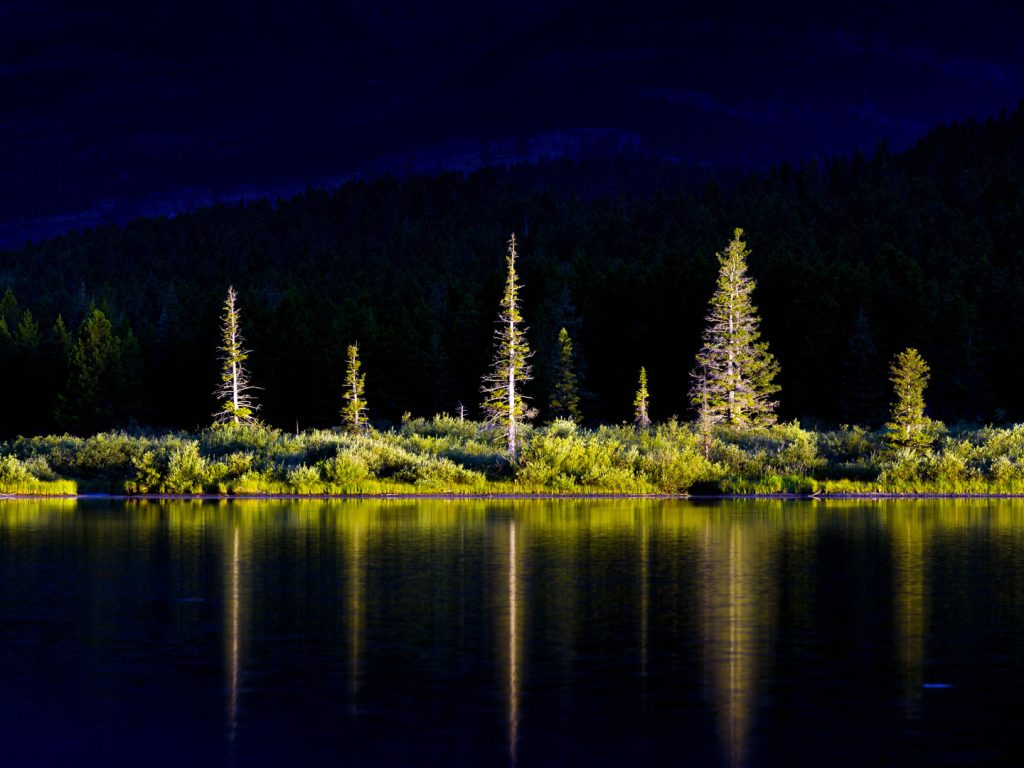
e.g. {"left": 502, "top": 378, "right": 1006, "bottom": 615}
{"left": 0, "top": 103, "right": 1023, "bottom": 436}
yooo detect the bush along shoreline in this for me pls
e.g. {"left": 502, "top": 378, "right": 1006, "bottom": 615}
{"left": 6, "top": 418, "right": 1024, "bottom": 498}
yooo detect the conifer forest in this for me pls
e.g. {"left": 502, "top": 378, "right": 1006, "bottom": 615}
{"left": 2, "top": 104, "right": 1024, "bottom": 496}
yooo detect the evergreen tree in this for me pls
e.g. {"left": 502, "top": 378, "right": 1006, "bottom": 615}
{"left": 152, "top": 285, "right": 197, "bottom": 426}
{"left": 0, "top": 288, "right": 18, "bottom": 334}
{"left": 886, "top": 347, "right": 936, "bottom": 451}
{"left": 57, "top": 308, "right": 122, "bottom": 433}
{"left": 10, "top": 310, "right": 42, "bottom": 436}
{"left": 421, "top": 326, "right": 454, "bottom": 418}
{"left": 481, "top": 233, "right": 533, "bottom": 455}
{"left": 693, "top": 367, "right": 719, "bottom": 458}
{"left": 838, "top": 307, "right": 884, "bottom": 425}
{"left": 15, "top": 309, "right": 40, "bottom": 350}
{"left": 535, "top": 279, "right": 581, "bottom": 409}
{"left": 214, "top": 286, "right": 259, "bottom": 426}
{"left": 39, "top": 316, "right": 72, "bottom": 434}
{"left": 633, "top": 366, "right": 651, "bottom": 428}
{"left": 50, "top": 315, "right": 72, "bottom": 351}
{"left": 689, "top": 228, "right": 780, "bottom": 428}
{"left": 0, "top": 292, "right": 17, "bottom": 427}
{"left": 550, "top": 327, "right": 581, "bottom": 423}
{"left": 118, "top": 321, "right": 145, "bottom": 423}
{"left": 341, "top": 342, "right": 369, "bottom": 432}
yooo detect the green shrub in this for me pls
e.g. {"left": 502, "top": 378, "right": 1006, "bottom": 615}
{"left": 227, "top": 470, "right": 289, "bottom": 495}
{"left": 818, "top": 425, "right": 880, "bottom": 464}
{"left": 320, "top": 452, "right": 371, "bottom": 485}
{"left": 125, "top": 450, "right": 163, "bottom": 494}
{"left": 163, "top": 442, "right": 208, "bottom": 493}
{"left": 0, "top": 455, "right": 77, "bottom": 494}
{"left": 394, "top": 455, "right": 485, "bottom": 488}
{"left": 287, "top": 464, "right": 322, "bottom": 492}
{"left": 0, "top": 455, "right": 32, "bottom": 484}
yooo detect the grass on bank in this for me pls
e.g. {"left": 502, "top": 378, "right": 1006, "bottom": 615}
{"left": 4, "top": 416, "right": 1024, "bottom": 496}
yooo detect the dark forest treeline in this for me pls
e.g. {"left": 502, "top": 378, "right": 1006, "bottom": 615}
{"left": 2, "top": 102, "right": 1023, "bottom": 437}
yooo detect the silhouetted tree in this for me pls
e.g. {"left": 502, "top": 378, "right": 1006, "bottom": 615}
{"left": 550, "top": 327, "right": 581, "bottom": 423}
{"left": 57, "top": 308, "right": 123, "bottom": 433}
{"left": 839, "top": 307, "right": 884, "bottom": 425}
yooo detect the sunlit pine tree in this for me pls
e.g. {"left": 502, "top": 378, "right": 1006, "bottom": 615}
{"left": 690, "top": 228, "right": 780, "bottom": 428}
{"left": 633, "top": 366, "right": 651, "bottom": 429}
{"left": 481, "top": 233, "right": 533, "bottom": 456}
{"left": 214, "top": 286, "right": 260, "bottom": 426}
{"left": 886, "top": 347, "right": 936, "bottom": 452}
{"left": 550, "top": 327, "right": 581, "bottom": 423}
{"left": 693, "top": 367, "right": 719, "bottom": 458}
{"left": 341, "top": 342, "right": 369, "bottom": 432}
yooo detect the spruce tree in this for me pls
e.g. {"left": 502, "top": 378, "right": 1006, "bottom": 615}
{"left": 633, "top": 366, "right": 651, "bottom": 429}
{"left": 886, "top": 347, "right": 935, "bottom": 451}
{"left": 214, "top": 286, "right": 259, "bottom": 426}
{"left": 0, "top": 288, "right": 18, "bottom": 333}
{"left": 550, "top": 327, "right": 581, "bottom": 423}
{"left": 693, "top": 367, "right": 718, "bottom": 458}
{"left": 689, "top": 228, "right": 780, "bottom": 428}
{"left": 481, "top": 233, "right": 533, "bottom": 455}
{"left": 57, "top": 308, "right": 122, "bottom": 433}
{"left": 342, "top": 342, "right": 369, "bottom": 432}
{"left": 40, "top": 316, "right": 72, "bottom": 434}
{"left": 10, "top": 310, "right": 41, "bottom": 435}
{"left": 839, "top": 307, "right": 884, "bottom": 425}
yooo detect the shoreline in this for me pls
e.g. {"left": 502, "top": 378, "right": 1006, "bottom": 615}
{"left": 6, "top": 491, "right": 1024, "bottom": 501}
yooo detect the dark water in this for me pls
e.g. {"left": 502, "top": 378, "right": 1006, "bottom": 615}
{"left": 2, "top": 499, "right": 1024, "bottom": 766}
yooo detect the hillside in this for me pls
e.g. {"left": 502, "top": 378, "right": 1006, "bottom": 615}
{"left": 1, "top": 102, "right": 1022, "bottom": 436}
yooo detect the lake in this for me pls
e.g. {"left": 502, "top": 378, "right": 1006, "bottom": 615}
{"left": 1, "top": 498, "right": 1023, "bottom": 766}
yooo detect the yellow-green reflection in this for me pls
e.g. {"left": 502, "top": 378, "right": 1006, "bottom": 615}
{"left": 640, "top": 512, "right": 649, "bottom": 681}
{"left": 348, "top": 512, "right": 366, "bottom": 714}
{"left": 699, "top": 508, "right": 781, "bottom": 768}
{"left": 12, "top": 496, "right": 1024, "bottom": 766}
{"left": 495, "top": 517, "right": 523, "bottom": 767}
{"left": 888, "top": 508, "right": 927, "bottom": 720}
{"left": 225, "top": 521, "right": 249, "bottom": 751}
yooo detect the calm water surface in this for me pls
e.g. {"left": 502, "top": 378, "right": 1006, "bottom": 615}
{"left": 2, "top": 499, "right": 1024, "bottom": 766}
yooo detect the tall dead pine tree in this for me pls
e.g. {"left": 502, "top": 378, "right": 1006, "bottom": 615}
{"left": 481, "top": 233, "right": 533, "bottom": 455}
{"left": 214, "top": 286, "right": 259, "bottom": 425}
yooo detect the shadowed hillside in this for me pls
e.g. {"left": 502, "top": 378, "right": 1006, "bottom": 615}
{"left": 1, "top": 102, "right": 1022, "bottom": 435}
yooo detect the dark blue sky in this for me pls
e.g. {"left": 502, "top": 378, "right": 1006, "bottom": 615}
{"left": 2, "top": 0, "right": 1022, "bottom": 246}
